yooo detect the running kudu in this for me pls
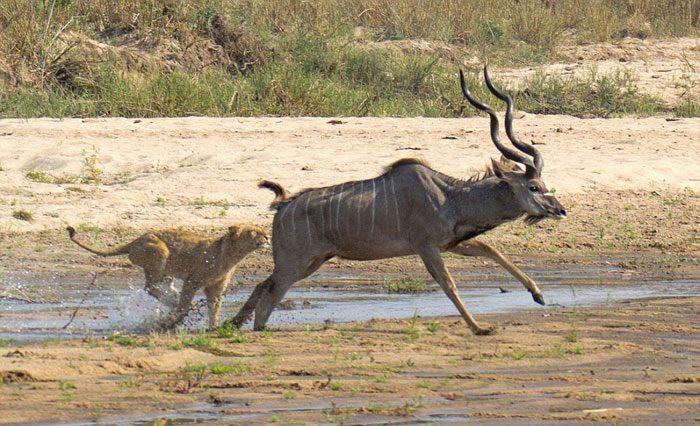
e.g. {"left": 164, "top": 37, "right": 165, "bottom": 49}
{"left": 228, "top": 66, "right": 566, "bottom": 335}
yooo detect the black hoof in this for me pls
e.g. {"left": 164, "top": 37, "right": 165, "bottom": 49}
{"left": 222, "top": 318, "right": 243, "bottom": 329}
{"left": 474, "top": 325, "right": 496, "bottom": 336}
{"left": 532, "top": 292, "right": 546, "bottom": 306}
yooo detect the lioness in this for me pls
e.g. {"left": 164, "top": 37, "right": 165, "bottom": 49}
{"left": 67, "top": 224, "right": 268, "bottom": 329}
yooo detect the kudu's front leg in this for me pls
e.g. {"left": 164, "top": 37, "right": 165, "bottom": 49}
{"left": 449, "top": 240, "right": 545, "bottom": 305}
{"left": 418, "top": 246, "right": 495, "bottom": 335}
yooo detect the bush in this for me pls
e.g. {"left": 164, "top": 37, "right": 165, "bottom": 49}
{"left": 515, "top": 69, "right": 663, "bottom": 117}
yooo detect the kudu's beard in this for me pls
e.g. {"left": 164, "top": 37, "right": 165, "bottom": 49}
{"left": 524, "top": 215, "right": 547, "bottom": 225}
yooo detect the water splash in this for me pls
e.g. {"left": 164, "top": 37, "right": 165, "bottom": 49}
{"left": 107, "top": 287, "right": 171, "bottom": 332}
{"left": 106, "top": 283, "right": 208, "bottom": 333}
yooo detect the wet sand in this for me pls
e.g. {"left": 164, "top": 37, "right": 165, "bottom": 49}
{"left": 0, "top": 296, "right": 698, "bottom": 424}
{"left": 2, "top": 263, "right": 699, "bottom": 344}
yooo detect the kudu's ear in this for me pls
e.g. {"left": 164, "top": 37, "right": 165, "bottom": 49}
{"left": 498, "top": 155, "right": 523, "bottom": 172}
{"left": 491, "top": 158, "right": 507, "bottom": 179}
{"left": 525, "top": 165, "right": 540, "bottom": 180}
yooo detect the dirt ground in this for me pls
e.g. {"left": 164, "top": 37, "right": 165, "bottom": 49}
{"left": 1, "top": 115, "right": 697, "bottom": 231}
{"left": 0, "top": 297, "right": 698, "bottom": 424}
{"left": 0, "top": 115, "right": 697, "bottom": 278}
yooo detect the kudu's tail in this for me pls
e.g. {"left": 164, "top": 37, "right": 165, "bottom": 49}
{"left": 66, "top": 226, "right": 133, "bottom": 257}
{"left": 258, "top": 180, "right": 288, "bottom": 209}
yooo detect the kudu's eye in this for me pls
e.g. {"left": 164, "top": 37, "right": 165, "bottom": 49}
{"left": 529, "top": 185, "right": 539, "bottom": 193}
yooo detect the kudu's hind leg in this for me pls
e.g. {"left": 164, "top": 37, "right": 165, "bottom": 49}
{"left": 227, "top": 276, "right": 272, "bottom": 328}
{"left": 252, "top": 255, "right": 329, "bottom": 331}
{"left": 418, "top": 246, "right": 495, "bottom": 335}
{"left": 449, "top": 240, "right": 545, "bottom": 305}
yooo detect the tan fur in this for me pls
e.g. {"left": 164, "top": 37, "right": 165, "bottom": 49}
{"left": 466, "top": 156, "right": 523, "bottom": 183}
{"left": 67, "top": 224, "right": 268, "bottom": 329}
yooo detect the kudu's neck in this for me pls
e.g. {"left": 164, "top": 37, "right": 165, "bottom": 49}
{"left": 444, "top": 176, "right": 524, "bottom": 230}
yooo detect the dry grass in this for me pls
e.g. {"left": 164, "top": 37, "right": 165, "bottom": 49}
{"left": 0, "top": 0, "right": 698, "bottom": 117}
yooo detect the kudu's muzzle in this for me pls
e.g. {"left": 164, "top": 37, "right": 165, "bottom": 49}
{"left": 543, "top": 194, "right": 567, "bottom": 219}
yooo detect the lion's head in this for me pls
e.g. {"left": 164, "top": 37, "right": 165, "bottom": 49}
{"left": 225, "top": 224, "right": 269, "bottom": 254}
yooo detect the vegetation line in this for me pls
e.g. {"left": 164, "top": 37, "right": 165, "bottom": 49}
{"left": 1, "top": 1, "right": 698, "bottom": 118}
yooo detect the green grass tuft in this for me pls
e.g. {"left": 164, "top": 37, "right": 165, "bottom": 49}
{"left": 216, "top": 324, "right": 251, "bottom": 342}
{"left": 674, "top": 98, "right": 700, "bottom": 117}
{"left": 209, "top": 363, "right": 250, "bottom": 375}
{"left": 426, "top": 321, "right": 439, "bottom": 333}
{"left": 515, "top": 69, "right": 665, "bottom": 118}
{"left": 511, "top": 351, "right": 528, "bottom": 360}
{"left": 386, "top": 278, "right": 429, "bottom": 294}
{"left": 58, "top": 380, "right": 76, "bottom": 390}
{"left": 564, "top": 329, "right": 579, "bottom": 343}
{"left": 180, "top": 334, "right": 215, "bottom": 350}
{"left": 181, "top": 363, "right": 207, "bottom": 374}
{"left": 107, "top": 334, "right": 150, "bottom": 347}
{"left": 12, "top": 210, "right": 34, "bottom": 222}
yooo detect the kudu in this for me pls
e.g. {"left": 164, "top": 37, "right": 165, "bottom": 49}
{"left": 228, "top": 67, "right": 566, "bottom": 335}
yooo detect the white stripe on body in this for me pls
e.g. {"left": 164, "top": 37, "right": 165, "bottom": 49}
{"left": 276, "top": 202, "right": 289, "bottom": 233}
{"left": 330, "top": 182, "right": 345, "bottom": 236}
{"left": 369, "top": 179, "right": 376, "bottom": 233}
{"left": 318, "top": 191, "right": 326, "bottom": 235}
{"left": 334, "top": 182, "right": 346, "bottom": 237}
{"left": 356, "top": 181, "right": 364, "bottom": 236}
{"left": 426, "top": 188, "right": 441, "bottom": 212}
{"left": 381, "top": 177, "right": 389, "bottom": 233}
{"left": 389, "top": 176, "right": 401, "bottom": 234}
{"left": 304, "top": 194, "right": 312, "bottom": 245}
{"left": 290, "top": 197, "right": 298, "bottom": 232}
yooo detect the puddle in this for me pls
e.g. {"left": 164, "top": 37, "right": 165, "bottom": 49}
{"left": 1, "top": 265, "right": 698, "bottom": 344}
{"left": 59, "top": 397, "right": 457, "bottom": 425}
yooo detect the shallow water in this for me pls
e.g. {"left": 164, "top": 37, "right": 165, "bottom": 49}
{"left": 62, "top": 396, "right": 464, "bottom": 426}
{"left": 1, "top": 264, "right": 698, "bottom": 344}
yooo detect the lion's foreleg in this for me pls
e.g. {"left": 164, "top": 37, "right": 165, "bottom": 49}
{"left": 158, "top": 281, "right": 198, "bottom": 331}
{"left": 204, "top": 279, "right": 228, "bottom": 330}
